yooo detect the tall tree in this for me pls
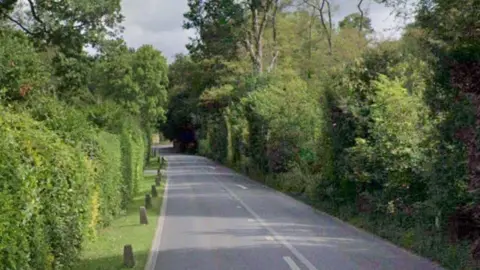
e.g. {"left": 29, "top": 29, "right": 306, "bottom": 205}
{"left": 0, "top": 0, "right": 123, "bottom": 54}
{"left": 184, "top": 0, "right": 280, "bottom": 74}
{"left": 339, "top": 12, "right": 373, "bottom": 34}
{"left": 184, "top": 0, "right": 246, "bottom": 61}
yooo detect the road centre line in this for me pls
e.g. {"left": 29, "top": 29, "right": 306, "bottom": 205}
{"left": 214, "top": 177, "right": 318, "bottom": 270}
{"left": 283, "top": 256, "right": 301, "bottom": 270}
{"left": 236, "top": 184, "right": 248, "bottom": 190}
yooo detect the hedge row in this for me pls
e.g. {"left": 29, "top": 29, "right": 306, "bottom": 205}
{"left": 0, "top": 104, "right": 145, "bottom": 269}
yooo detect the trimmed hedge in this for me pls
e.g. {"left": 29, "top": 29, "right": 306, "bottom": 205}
{"left": 0, "top": 101, "right": 147, "bottom": 269}
{"left": 95, "top": 132, "right": 123, "bottom": 227}
{"left": 0, "top": 109, "right": 92, "bottom": 270}
{"left": 119, "top": 118, "right": 145, "bottom": 208}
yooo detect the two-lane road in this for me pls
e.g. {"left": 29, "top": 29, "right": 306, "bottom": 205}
{"left": 148, "top": 147, "right": 444, "bottom": 270}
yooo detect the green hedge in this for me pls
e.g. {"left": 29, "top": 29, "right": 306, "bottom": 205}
{"left": 120, "top": 118, "right": 145, "bottom": 208}
{"left": 0, "top": 109, "right": 93, "bottom": 270}
{"left": 95, "top": 132, "right": 123, "bottom": 227}
{"left": 0, "top": 100, "right": 148, "bottom": 269}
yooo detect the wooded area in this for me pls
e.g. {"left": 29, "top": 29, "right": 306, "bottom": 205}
{"left": 0, "top": 1, "right": 168, "bottom": 269}
{"left": 162, "top": 0, "right": 480, "bottom": 268}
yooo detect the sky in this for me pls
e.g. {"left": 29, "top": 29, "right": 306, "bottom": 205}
{"left": 120, "top": 0, "right": 406, "bottom": 63}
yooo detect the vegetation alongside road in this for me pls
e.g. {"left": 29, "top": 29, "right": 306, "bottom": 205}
{"left": 0, "top": 1, "right": 168, "bottom": 269}
{"left": 73, "top": 175, "right": 165, "bottom": 270}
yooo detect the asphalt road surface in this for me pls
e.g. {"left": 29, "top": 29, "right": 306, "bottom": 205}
{"left": 148, "top": 146, "right": 444, "bottom": 270}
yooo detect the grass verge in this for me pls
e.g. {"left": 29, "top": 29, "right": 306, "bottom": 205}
{"left": 145, "top": 155, "right": 168, "bottom": 171}
{"left": 74, "top": 174, "right": 165, "bottom": 270}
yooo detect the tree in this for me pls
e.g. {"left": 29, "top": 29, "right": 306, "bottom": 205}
{"left": 94, "top": 43, "right": 168, "bottom": 127}
{"left": 339, "top": 13, "right": 373, "bottom": 34}
{"left": 131, "top": 45, "right": 169, "bottom": 127}
{"left": 0, "top": 0, "right": 123, "bottom": 54}
{"left": 184, "top": 0, "right": 280, "bottom": 74}
{"left": 184, "top": 0, "right": 246, "bottom": 61}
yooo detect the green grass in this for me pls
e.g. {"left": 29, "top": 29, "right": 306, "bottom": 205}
{"left": 74, "top": 174, "right": 165, "bottom": 270}
{"left": 145, "top": 155, "right": 167, "bottom": 171}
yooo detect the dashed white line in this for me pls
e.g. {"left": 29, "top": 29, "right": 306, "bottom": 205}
{"left": 248, "top": 218, "right": 255, "bottom": 222}
{"left": 236, "top": 205, "right": 242, "bottom": 209}
{"left": 236, "top": 184, "right": 248, "bottom": 190}
{"left": 283, "top": 256, "right": 301, "bottom": 270}
{"left": 265, "top": 236, "right": 274, "bottom": 241}
{"left": 215, "top": 178, "right": 318, "bottom": 270}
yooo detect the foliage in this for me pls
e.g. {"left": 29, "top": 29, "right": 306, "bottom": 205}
{"left": 0, "top": 0, "right": 123, "bottom": 54}
{"left": 0, "top": 27, "right": 49, "bottom": 101}
{"left": 73, "top": 176, "right": 165, "bottom": 270}
{"left": 0, "top": 1, "right": 166, "bottom": 268}
{"left": 0, "top": 107, "right": 92, "bottom": 270}
{"left": 339, "top": 12, "right": 373, "bottom": 34}
{"left": 184, "top": 0, "right": 246, "bottom": 60}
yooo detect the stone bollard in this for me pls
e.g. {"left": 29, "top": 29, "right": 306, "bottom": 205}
{"left": 123, "top": 244, "right": 135, "bottom": 268}
{"left": 145, "top": 194, "right": 152, "bottom": 209}
{"left": 161, "top": 157, "right": 166, "bottom": 166}
{"left": 155, "top": 175, "right": 161, "bottom": 186}
{"left": 140, "top": 206, "right": 148, "bottom": 225}
{"left": 151, "top": 185, "right": 158, "bottom": 198}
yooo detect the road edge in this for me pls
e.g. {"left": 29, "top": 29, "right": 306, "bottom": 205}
{"left": 144, "top": 161, "right": 169, "bottom": 270}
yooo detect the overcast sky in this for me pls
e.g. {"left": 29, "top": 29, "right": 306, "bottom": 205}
{"left": 120, "top": 0, "right": 405, "bottom": 63}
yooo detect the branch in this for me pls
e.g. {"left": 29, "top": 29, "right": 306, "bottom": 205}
{"left": 27, "top": 0, "right": 47, "bottom": 33}
{"left": 268, "top": 0, "right": 279, "bottom": 73}
{"left": 357, "top": 0, "right": 365, "bottom": 32}
{"left": 259, "top": 0, "right": 273, "bottom": 40}
{"left": 326, "top": 0, "right": 332, "bottom": 33}
{"left": 2, "top": 11, "right": 35, "bottom": 35}
{"left": 250, "top": 2, "right": 259, "bottom": 45}
{"left": 272, "top": 0, "right": 278, "bottom": 44}
{"left": 267, "top": 51, "right": 279, "bottom": 73}
{"left": 306, "top": 0, "right": 332, "bottom": 54}
{"left": 243, "top": 32, "right": 257, "bottom": 66}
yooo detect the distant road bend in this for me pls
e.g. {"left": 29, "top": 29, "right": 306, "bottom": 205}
{"left": 147, "top": 146, "right": 444, "bottom": 270}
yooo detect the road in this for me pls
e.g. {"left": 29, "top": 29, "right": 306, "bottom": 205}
{"left": 148, "top": 146, "right": 444, "bottom": 270}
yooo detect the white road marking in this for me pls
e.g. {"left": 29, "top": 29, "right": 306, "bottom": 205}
{"left": 215, "top": 178, "right": 318, "bottom": 270}
{"left": 145, "top": 168, "right": 169, "bottom": 270}
{"left": 248, "top": 218, "right": 255, "bottom": 222}
{"left": 265, "top": 236, "right": 274, "bottom": 241}
{"left": 236, "top": 205, "right": 242, "bottom": 209}
{"left": 283, "top": 256, "right": 301, "bottom": 270}
{"left": 236, "top": 184, "right": 248, "bottom": 190}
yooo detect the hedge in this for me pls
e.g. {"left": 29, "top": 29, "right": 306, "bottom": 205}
{"left": 0, "top": 102, "right": 147, "bottom": 269}
{"left": 119, "top": 118, "right": 145, "bottom": 208}
{"left": 0, "top": 108, "right": 93, "bottom": 270}
{"left": 95, "top": 132, "right": 123, "bottom": 228}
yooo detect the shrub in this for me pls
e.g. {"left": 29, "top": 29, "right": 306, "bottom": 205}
{"left": 0, "top": 28, "right": 48, "bottom": 101}
{"left": 0, "top": 108, "right": 92, "bottom": 269}
{"left": 120, "top": 118, "right": 145, "bottom": 208}
{"left": 95, "top": 132, "right": 123, "bottom": 227}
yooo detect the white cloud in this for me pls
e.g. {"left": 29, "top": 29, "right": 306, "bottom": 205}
{"left": 121, "top": 0, "right": 194, "bottom": 62}
{"left": 120, "top": 0, "right": 406, "bottom": 62}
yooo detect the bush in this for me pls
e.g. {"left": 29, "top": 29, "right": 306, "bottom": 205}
{"left": 0, "top": 28, "right": 48, "bottom": 101}
{"left": 95, "top": 132, "right": 123, "bottom": 227}
{"left": 120, "top": 118, "right": 145, "bottom": 208}
{"left": 0, "top": 108, "right": 92, "bottom": 270}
